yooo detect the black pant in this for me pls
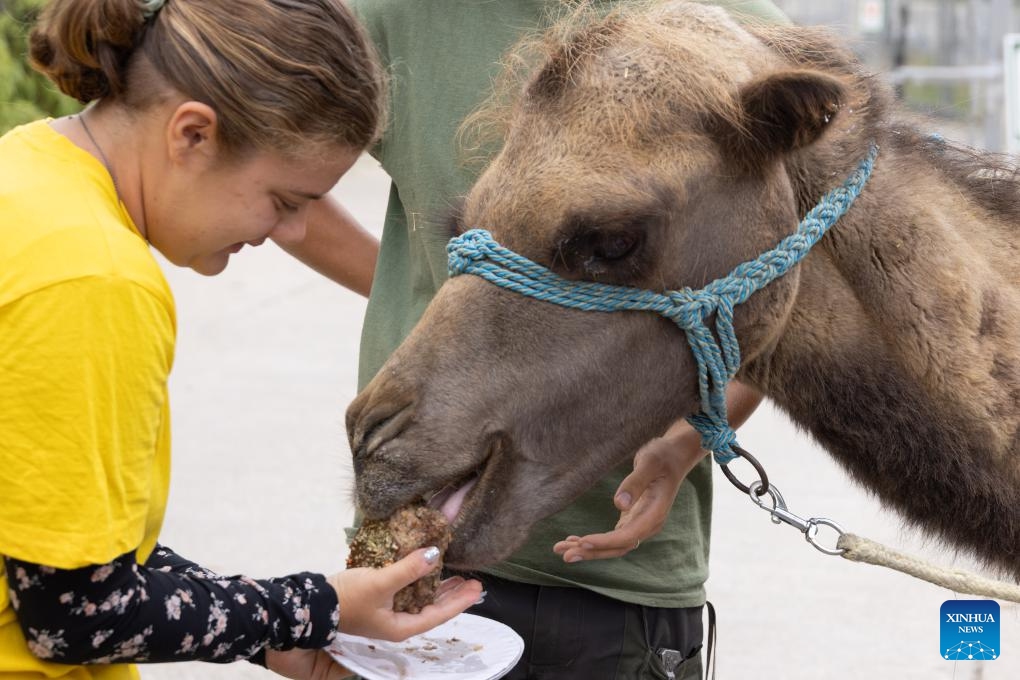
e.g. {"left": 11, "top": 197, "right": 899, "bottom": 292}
{"left": 462, "top": 572, "right": 704, "bottom": 680}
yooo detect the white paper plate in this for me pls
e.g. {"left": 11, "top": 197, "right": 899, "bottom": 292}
{"left": 327, "top": 613, "right": 524, "bottom": 680}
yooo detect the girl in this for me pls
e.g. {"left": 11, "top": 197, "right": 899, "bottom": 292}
{"left": 0, "top": 1, "right": 481, "bottom": 678}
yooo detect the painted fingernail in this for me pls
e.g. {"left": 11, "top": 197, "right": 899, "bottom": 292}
{"left": 567, "top": 555, "right": 583, "bottom": 563}
{"left": 474, "top": 590, "right": 487, "bottom": 605}
{"left": 616, "top": 492, "right": 632, "bottom": 508}
{"left": 423, "top": 547, "right": 440, "bottom": 564}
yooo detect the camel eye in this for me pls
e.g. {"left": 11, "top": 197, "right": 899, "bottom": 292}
{"left": 594, "top": 232, "right": 639, "bottom": 261}
{"left": 554, "top": 218, "right": 650, "bottom": 281}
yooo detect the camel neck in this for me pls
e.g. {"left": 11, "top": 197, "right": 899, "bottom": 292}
{"left": 742, "top": 136, "right": 1020, "bottom": 577}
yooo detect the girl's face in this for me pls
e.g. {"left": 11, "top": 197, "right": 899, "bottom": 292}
{"left": 150, "top": 149, "right": 356, "bottom": 275}
{"left": 144, "top": 103, "right": 358, "bottom": 276}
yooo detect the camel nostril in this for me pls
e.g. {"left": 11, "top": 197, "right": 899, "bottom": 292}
{"left": 351, "top": 401, "right": 415, "bottom": 462}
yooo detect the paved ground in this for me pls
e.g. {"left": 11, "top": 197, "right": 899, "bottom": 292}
{"left": 141, "top": 155, "right": 1017, "bottom": 680}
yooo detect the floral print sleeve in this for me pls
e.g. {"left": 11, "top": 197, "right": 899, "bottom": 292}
{"left": 3, "top": 544, "right": 340, "bottom": 665}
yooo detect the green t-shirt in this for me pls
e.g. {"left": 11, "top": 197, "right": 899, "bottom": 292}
{"left": 352, "top": 0, "right": 788, "bottom": 608}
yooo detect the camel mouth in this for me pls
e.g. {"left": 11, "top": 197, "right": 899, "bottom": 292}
{"left": 424, "top": 470, "right": 480, "bottom": 523}
{"left": 421, "top": 435, "right": 505, "bottom": 531}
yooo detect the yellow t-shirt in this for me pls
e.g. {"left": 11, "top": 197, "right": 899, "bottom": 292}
{"left": 0, "top": 121, "right": 176, "bottom": 679}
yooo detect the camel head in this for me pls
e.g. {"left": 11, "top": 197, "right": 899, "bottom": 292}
{"left": 348, "top": 2, "right": 861, "bottom": 568}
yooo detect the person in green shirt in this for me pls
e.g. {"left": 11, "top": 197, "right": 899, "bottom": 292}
{"left": 283, "top": 2, "right": 787, "bottom": 677}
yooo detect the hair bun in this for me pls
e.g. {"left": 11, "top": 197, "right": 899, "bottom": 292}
{"left": 29, "top": 0, "right": 149, "bottom": 103}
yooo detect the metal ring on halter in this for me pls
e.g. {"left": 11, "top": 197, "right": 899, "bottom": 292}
{"left": 719, "top": 445, "right": 769, "bottom": 496}
{"left": 805, "top": 517, "right": 847, "bottom": 556}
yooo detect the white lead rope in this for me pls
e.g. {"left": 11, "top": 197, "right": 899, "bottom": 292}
{"left": 747, "top": 481, "right": 1020, "bottom": 603}
{"left": 837, "top": 533, "right": 1020, "bottom": 603}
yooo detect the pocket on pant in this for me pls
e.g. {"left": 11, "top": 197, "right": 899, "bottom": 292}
{"left": 674, "top": 646, "right": 704, "bottom": 680}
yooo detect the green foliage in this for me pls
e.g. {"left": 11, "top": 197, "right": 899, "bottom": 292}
{"left": 0, "top": 0, "right": 80, "bottom": 134}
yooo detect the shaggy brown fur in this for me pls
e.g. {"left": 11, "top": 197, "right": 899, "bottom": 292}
{"left": 347, "top": 1, "right": 1020, "bottom": 576}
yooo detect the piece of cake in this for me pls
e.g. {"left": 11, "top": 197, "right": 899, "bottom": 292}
{"left": 346, "top": 504, "right": 452, "bottom": 613}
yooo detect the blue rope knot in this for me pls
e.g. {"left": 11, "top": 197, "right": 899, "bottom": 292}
{"left": 448, "top": 230, "right": 495, "bottom": 274}
{"left": 687, "top": 414, "right": 738, "bottom": 463}
{"left": 663, "top": 289, "right": 709, "bottom": 328}
{"left": 446, "top": 144, "right": 878, "bottom": 464}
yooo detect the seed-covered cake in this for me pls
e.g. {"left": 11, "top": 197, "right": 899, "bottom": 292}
{"left": 346, "top": 504, "right": 452, "bottom": 613}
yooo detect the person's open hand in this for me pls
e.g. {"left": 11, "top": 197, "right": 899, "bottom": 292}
{"left": 330, "top": 547, "right": 483, "bottom": 641}
{"left": 553, "top": 432, "right": 707, "bottom": 562}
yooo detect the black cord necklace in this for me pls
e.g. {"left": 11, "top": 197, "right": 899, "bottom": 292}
{"left": 77, "top": 113, "right": 121, "bottom": 201}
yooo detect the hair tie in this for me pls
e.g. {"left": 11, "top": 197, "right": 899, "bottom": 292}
{"left": 140, "top": 0, "right": 167, "bottom": 20}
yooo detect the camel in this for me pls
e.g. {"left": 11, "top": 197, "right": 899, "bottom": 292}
{"left": 346, "top": 1, "right": 1020, "bottom": 578}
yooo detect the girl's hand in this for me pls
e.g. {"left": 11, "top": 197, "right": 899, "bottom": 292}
{"left": 329, "top": 547, "right": 483, "bottom": 641}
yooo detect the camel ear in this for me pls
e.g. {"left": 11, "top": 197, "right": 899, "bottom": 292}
{"left": 714, "top": 69, "right": 846, "bottom": 173}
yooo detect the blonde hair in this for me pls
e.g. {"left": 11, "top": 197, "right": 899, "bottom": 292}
{"left": 30, "top": 0, "right": 386, "bottom": 156}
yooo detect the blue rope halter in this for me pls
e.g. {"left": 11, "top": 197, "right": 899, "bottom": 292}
{"left": 447, "top": 145, "right": 878, "bottom": 464}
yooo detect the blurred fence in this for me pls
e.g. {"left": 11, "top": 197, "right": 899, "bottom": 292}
{"left": 775, "top": 0, "right": 1019, "bottom": 151}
